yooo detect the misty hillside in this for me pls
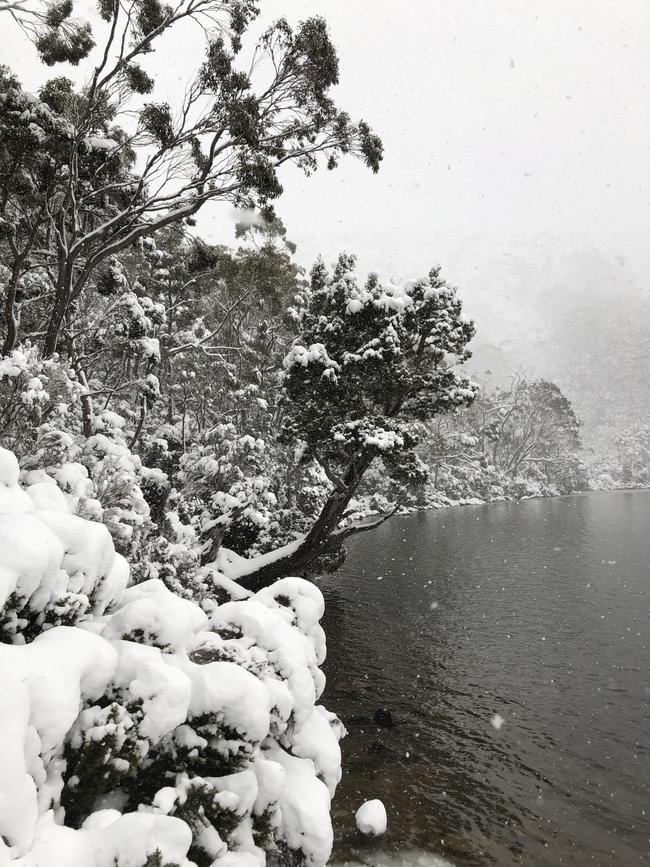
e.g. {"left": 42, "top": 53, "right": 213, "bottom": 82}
{"left": 463, "top": 247, "right": 650, "bottom": 447}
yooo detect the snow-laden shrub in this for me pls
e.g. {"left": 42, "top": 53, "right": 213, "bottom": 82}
{"left": 0, "top": 349, "right": 157, "bottom": 559}
{"left": 78, "top": 411, "right": 154, "bottom": 557}
{"left": 0, "top": 346, "right": 83, "bottom": 455}
{"left": 0, "top": 446, "right": 343, "bottom": 867}
{"left": 17, "top": 409, "right": 157, "bottom": 561}
{"left": 178, "top": 424, "right": 280, "bottom": 560}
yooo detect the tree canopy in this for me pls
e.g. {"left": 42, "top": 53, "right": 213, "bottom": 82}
{"left": 0, "top": 0, "right": 382, "bottom": 355}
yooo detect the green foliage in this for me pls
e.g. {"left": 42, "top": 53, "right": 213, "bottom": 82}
{"left": 141, "top": 852, "right": 181, "bottom": 867}
{"left": 38, "top": 75, "right": 75, "bottom": 112}
{"left": 588, "top": 423, "right": 650, "bottom": 490}
{"left": 36, "top": 18, "right": 95, "bottom": 66}
{"left": 171, "top": 779, "right": 241, "bottom": 866}
{"left": 281, "top": 256, "right": 477, "bottom": 491}
{"left": 2, "top": 1, "right": 383, "bottom": 359}
{"left": 135, "top": 0, "right": 171, "bottom": 37}
{"left": 97, "top": 0, "right": 115, "bottom": 21}
{"left": 140, "top": 102, "right": 174, "bottom": 145}
{"left": 124, "top": 62, "right": 155, "bottom": 95}
{"left": 252, "top": 805, "right": 277, "bottom": 850}
{"left": 45, "top": 0, "right": 73, "bottom": 28}
{"left": 62, "top": 699, "right": 148, "bottom": 827}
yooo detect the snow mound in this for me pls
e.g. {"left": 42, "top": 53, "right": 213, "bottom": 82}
{"left": 355, "top": 799, "right": 388, "bottom": 836}
{"left": 0, "top": 446, "right": 343, "bottom": 866}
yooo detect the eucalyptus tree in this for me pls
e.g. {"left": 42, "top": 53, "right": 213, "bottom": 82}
{"left": 0, "top": 0, "right": 382, "bottom": 357}
{"left": 489, "top": 378, "right": 581, "bottom": 480}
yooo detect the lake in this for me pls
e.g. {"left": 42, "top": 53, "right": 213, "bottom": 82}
{"left": 320, "top": 490, "right": 650, "bottom": 866}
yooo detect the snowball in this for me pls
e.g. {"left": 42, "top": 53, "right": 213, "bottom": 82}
{"left": 355, "top": 799, "right": 387, "bottom": 836}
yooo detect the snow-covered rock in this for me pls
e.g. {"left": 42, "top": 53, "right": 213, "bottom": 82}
{"left": 355, "top": 799, "right": 388, "bottom": 836}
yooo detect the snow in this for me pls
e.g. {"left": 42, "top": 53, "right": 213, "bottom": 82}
{"left": 330, "top": 854, "right": 454, "bottom": 867}
{"left": 0, "top": 447, "right": 21, "bottom": 486}
{"left": 209, "top": 536, "right": 304, "bottom": 579}
{"left": 184, "top": 658, "right": 272, "bottom": 743}
{"left": 363, "top": 429, "right": 405, "bottom": 451}
{"left": 109, "top": 640, "right": 191, "bottom": 741}
{"left": 84, "top": 135, "right": 118, "bottom": 151}
{"left": 282, "top": 342, "right": 340, "bottom": 375}
{"left": 0, "top": 448, "right": 34, "bottom": 513}
{"left": 139, "top": 336, "right": 161, "bottom": 362}
{"left": 102, "top": 579, "right": 208, "bottom": 651}
{"left": 290, "top": 706, "right": 343, "bottom": 795}
{"left": 0, "top": 446, "right": 343, "bottom": 866}
{"left": 267, "top": 746, "right": 334, "bottom": 865}
{"left": 25, "top": 480, "right": 68, "bottom": 512}
{"left": 10, "top": 810, "right": 193, "bottom": 867}
{"left": 355, "top": 799, "right": 388, "bottom": 836}
{"left": 210, "top": 596, "right": 323, "bottom": 729}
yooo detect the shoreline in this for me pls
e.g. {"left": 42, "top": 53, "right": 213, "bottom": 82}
{"left": 345, "top": 483, "right": 650, "bottom": 528}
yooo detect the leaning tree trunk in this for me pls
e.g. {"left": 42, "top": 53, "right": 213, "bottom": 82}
{"left": 235, "top": 452, "right": 376, "bottom": 593}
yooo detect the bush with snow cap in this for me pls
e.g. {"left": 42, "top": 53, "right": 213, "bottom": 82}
{"left": 0, "top": 446, "right": 344, "bottom": 867}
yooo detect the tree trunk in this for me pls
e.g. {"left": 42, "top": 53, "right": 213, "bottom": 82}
{"left": 235, "top": 452, "right": 374, "bottom": 592}
{"left": 43, "top": 267, "right": 72, "bottom": 357}
{"left": 2, "top": 263, "right": 22, "bottom": 355}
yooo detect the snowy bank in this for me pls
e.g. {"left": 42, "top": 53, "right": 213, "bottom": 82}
{"left": 0, "top": 446, "right": 343, "bottom": 867}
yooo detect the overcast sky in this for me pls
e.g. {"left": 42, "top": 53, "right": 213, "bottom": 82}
{"left": 2, "top": 0, "right": 649, "bottom": 343}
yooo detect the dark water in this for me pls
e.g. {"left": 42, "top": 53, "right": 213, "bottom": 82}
{"left": 319, "top": 491, "right": 650, "bottom": 867}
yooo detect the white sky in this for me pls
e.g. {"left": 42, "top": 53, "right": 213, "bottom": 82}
{"left": 1, "top": 0, "right": 649, "bottom": 344}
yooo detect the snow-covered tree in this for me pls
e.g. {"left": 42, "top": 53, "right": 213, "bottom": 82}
{"left": 0, "top": 3, "right": 382, "bottom": 357}
{"left": 235, "top": 255, "right": 478, "bottom": 590}
{"left": 418, "top": 376, "right": 587, "bottom": 501}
